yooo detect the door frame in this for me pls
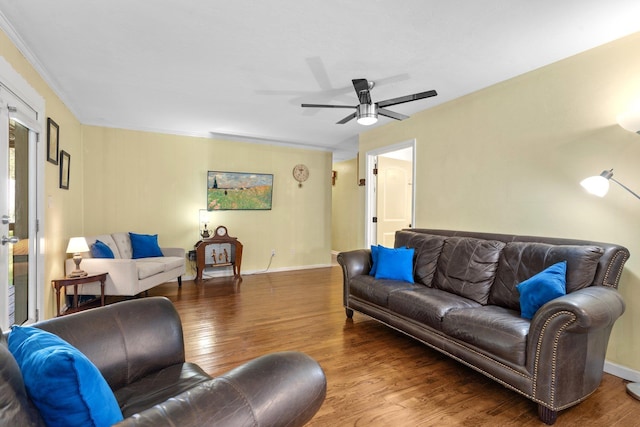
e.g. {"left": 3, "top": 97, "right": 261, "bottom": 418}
{"left": 365, "top": 139, "right": 416, "bottom": 248}
{"left": 0, "top": 57, "right": 45, "bottom": 329}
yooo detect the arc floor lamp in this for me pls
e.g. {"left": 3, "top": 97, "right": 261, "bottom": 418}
{"left": 580, "top": 169, "right": 640, "bottom": 200}
{"left": 580, "top": 109, "right": 640, "bottom": 400}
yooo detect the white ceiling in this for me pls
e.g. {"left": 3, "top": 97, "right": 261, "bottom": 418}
{"left": 1, "top": 1, "right": 640, "bottom": 161}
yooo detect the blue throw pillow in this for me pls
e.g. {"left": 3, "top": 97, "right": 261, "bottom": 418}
{"left": 374, "top": 246, "right": 415, "bottom": 283}
{"left": 369, "top": 245, "right": 380, "bottom": 276}
{"left": 516, "top": 261, "right": 567, "bottom": 319}
{"left": 90, "top": 240, "right": 115, "bottom": 259}
{"left": 129, "top": 232, "right": 163, "bottom": 259}
{"left": 8, "top": 326, "right": 123, "bottom": 427}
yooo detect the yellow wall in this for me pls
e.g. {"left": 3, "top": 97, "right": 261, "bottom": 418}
{"left": 331, "top": 158, "right": 364, "bottom": 252}
{"left": 81, "top": 126, "right": 332, "bottom": 272}
{"left": 1, "top": 30, "right": 85, "bottom": 320}
{"left": 2, "top": 27, "right": 332, "bottom": 320}
{"left": 356, "top": 32, "right": 640, "bottom": 373}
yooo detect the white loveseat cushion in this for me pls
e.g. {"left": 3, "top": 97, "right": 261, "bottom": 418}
{"left": 136, "top": 262, "right": 165, "bottom": 280}
{"left": 137, "top": 256, "right": 185, "bottom": 271}
{"left": 112, "top": 232, "right": 133, "bottom": 259}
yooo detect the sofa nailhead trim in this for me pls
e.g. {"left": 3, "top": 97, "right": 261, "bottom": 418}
{"left": 602, "top": 250, "right": 628, "bottom": 288}
{"left": 532, "top": 310, "right": 575, "bottom": 409}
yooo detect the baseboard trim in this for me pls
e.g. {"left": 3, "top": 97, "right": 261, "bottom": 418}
{"left": 604, "top": 360, "right": 640, "bottom": 382}
{"left": 249, "top": 263, "right": 333, "bottom": 275}
{"left": 180, "top": 263, "right": 334, "bottom": 281}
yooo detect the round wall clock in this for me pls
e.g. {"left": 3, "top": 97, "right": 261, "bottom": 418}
{"left": 292, "top": 164, "right": 309, "bottom": 187}
{"left": 215, "top": 225, "right": 228, "bottom": 237}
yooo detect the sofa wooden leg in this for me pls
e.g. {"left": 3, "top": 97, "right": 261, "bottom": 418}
{"left": 178, "top": 276, "right": 182, "bottom": 287}
{"left": 538, "top": 404, "right": 558, "bottom": 425}
{"left": 346, "top": 308, "right": 353, "bottom": 318}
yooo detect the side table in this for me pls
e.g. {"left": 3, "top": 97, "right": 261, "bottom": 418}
{"left": 195, "top": 227, "right": 243, "bottom": 281}
{"left": 51, "top": 272, "right": 108, "bottom": 316}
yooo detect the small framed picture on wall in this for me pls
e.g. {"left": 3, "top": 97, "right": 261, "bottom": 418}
{"left": 59, "top": 150, "right": 70, "bottom": 190}
{"left": 47, "top": 118, "right": 59, "bottom": 165}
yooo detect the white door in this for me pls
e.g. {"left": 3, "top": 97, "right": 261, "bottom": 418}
{"left": 0, "top": 69, "right": 44, "bottom": 330}
{"left": 376, "top": 155, "right": 413, "bottom": 247}
{"left": 365, "top": 141, "right": 415, "bottom": 248}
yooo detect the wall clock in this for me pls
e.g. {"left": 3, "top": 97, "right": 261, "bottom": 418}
{"left": 293, "top": 164, "right": 309, "bottom": 187}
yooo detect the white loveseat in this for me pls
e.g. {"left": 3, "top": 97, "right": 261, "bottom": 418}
{"left": 64, "top": 232, "right": 185, "bottom": 296}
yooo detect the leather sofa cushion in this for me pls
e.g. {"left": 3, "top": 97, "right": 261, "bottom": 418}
{"left": 395, "top": 231, "right": 446, "bottom": 286}
{"left": 442, "top": 306, "right": 529, "bottom": 366}
{"left": 0, "top": 334, "right": 46, "bottom": 427}
{"left": 434, "top": 237, "right": 505, "bottom": 304}
{"left": 350, "top": 275, "right": 420, "bottom": 307}
{"left": 388, "top": 287, "right": 480, "bottom": 330}
{"left": 489, "top": 242, "right": 604, "bottom": 310}
{"left": 114, "top": 362, "right": 211, "bottom": 418}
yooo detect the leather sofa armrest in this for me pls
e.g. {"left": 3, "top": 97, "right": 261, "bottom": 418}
{"left": 161, "top": 247, "right": 186, "bottom": 258}
{"left": 337, "top": 249, "right": 372, "bottom": 279}
{"left": 525, "top": 286, "right": 625, "bottom": 408}
{"left": 530, "top": 286, "right": 625, "bottom": 335}
{"left": 338, "top": 250, "right": 372, "bottom": 310}
{"left": 113, "top": 351, "right": 326, "bottom": 427}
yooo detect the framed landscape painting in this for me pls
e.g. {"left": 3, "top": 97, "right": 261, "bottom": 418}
{"left": 207, "top": 171, "right": 273, "bottom": 210}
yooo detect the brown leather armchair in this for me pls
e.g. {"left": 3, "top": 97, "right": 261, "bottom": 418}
{"left": 1, "top": 297, "right": 326, "bottom": 427}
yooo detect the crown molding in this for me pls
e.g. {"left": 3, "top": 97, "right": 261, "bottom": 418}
{"left": 0, "top": 10, "right": 82, "bottom": 120}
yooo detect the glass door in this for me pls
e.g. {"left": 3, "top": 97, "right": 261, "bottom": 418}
{"left": 7, "top": 119, "right": 30, "bottom": 324}
{"left": 0, "top": 76, "right": 43, "bottom": 330}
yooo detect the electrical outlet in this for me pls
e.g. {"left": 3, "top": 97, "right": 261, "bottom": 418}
{"left": 271, "top": 249, "right": 276, "bottom": 257}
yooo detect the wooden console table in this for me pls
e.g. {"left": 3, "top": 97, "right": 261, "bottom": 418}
{"left": 51, "top": 272, "right": 108, "bottom": 316}
{"left": 195, "top": 226, "right": 243, "bottom": 281}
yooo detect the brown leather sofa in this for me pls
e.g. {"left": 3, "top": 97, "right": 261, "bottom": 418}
{"left": 338, "top": 229, "right": 629, "bottom": 425}
{"left": 0, "top": 297, "right": 326, "bottom": 427}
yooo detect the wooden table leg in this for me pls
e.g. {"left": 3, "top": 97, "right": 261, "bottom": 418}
{"left": 54, "top": 283, "right": 61, "bottom": 317}
{"left": 100, "top": 277, "right": 105, "bottom": 306}
{"left": 73, "top": 284, "right": 79, "bottom": 311}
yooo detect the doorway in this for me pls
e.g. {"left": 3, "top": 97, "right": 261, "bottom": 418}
{"left": 0, "top": 58, "right": 45, "bottom": 330}
{"left": 365, "top": 140, "right": 415, "bottom": 248}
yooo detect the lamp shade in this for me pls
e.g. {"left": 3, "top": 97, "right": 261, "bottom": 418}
{"left": 617, "top": 111, "right": 640, "bottom": 134}
{"left": 580, "top": 174, "right": 610, "bottom": 197}
{"left": 66, "top": 237, "right": 89, "bottom": 254}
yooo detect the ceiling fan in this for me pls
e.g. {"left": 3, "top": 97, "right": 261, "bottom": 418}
{"left": 301, "top": 78, "right": 437, "bottom": 125}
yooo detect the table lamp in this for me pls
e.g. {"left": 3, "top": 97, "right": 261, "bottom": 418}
{"left": 66, "top": 237, "right": 90, "bottom": 277}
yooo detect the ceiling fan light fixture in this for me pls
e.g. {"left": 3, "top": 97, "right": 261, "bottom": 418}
{"left": 356, "top": 103, "right": 378, "bottom": 126}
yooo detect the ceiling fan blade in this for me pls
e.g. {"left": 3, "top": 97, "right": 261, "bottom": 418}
{"left": 301, "top": 103, "right": 355, "bottom": 109}
{"left": 352, "top": 79, "right": 369, "bottom": 94}
{"left": 377, "top": 90, "right": 437, "bottom": 108}
{"left": 337, "top": 112, "right": 357, "bottom": 124}
{"left": 378, "top": 108, "right": 409, "bottom": 121}
{"left": 352, "top": 79, "right": 372, "bottom": 104}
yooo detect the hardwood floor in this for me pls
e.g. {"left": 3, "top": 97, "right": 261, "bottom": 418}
{"left": 145, "top": 266, "right": 640, "bottom": 426}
